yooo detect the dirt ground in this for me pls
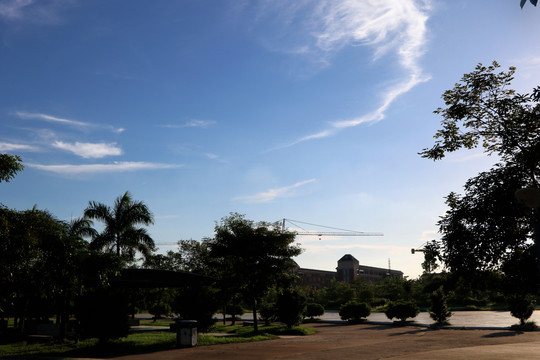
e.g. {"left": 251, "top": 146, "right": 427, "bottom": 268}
{"left": 87, "top": 322, "right": 540, "bottom": 360}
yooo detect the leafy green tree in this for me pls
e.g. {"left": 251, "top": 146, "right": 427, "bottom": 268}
{"left": 429, "top": 287, "right": 452, "bottom": 325}
{"left": 0, "top": 154, "right": 23, "bottom": 183}
{"left": 385, "top": 300, "right": 420, "bottom": 322}
{"left": 276, "top": 288, "right": 306, "bottom": 328}
{"left": 305, "top": 303, "right": 325, "bottom": 320}
{"left": 420, "top": 62, "right": 540, "bottom": 275}
{"left": 84, "top": 191, "right": 155, "bottom": 263}
{"left": 339, "top": 301, "right": 371, "bottom": 322}
{"left": 0, "top": 207, "right": 89, "bottom": 336}
{"left": 207, "top": 213, "right": 302, "bottom": 331}
{"left": 508, "top": 295, "right": 535, "bottom": 327}
{"left": 521, "top": 0, "right": 538, "bottom": 8}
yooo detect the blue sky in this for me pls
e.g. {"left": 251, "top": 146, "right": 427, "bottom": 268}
{"left": 1, "top": 0, "right": 539, "bottom": 279}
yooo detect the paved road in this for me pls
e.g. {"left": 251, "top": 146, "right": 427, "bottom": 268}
{"left": 213, "top": 310, "right": 540, "bottom": 329}
{"left": 103, "top": 322, "right": 540, "bottom": 360}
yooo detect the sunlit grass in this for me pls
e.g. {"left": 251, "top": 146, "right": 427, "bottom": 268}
{"left": 0, "top": 323, "right": 315, "bottom": 358}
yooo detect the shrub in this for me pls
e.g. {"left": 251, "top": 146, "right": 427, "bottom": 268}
{"left": 259, "top": 301, "right": 277, "bottom": 326}
{"left": 226, "top": 303, "right": 245, "bottom": 317}
{"left": 78, "top": 288, "right": 130, "bottom": 343}
{"left": 508, "top": 295, "right": 535, "bottom": 326}
{"left": 339, "top": 301, "right": 371, "bottom": 322}
{"left": 306, "top": 303, "right": 325, "bottom": 319}
{"left": 429, "top": 287, "right": 452, "bottom": 325}
{"left": 276, "top": 288, "right": 307, "bottom": 328}
{"left": 149, "top": 300, "right": 172, "bottom": 320}
{"left": 385, "top": 300, "right": 419, "bottom": 322}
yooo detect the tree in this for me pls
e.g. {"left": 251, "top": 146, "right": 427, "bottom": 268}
{"left": 84, "top": 191, "right": 156, "bottom": 263}
{"left": 305, "top": 303, "right": 325, "bottom": 320}
{"left": 0, "top": 207, "right": 88, "bottom": 336}
{"left": 521, "top": 0, "right": 538, "bottom": 8}
{"left": 276, "top": 288, "right": 306, "bottom": 328}
{"left": 207, "top": 213, "right": 302, "bottom": 331}
{"left": 429, "top": 287, "right": 452, "bottom": 325}
{"left": 0, "top": 154, "right": 23, "bottom": 183}
{"left": 508, "top": 295, "right": 535, "bottom": 327}
{"left": 385, "top": 300, "right": 420, "bottom": 323}
{"left": 339, "top": 301, "right": 371, "bottom": 322}
{"left": 420, "top": 62, "right": 540, "bottom": 273}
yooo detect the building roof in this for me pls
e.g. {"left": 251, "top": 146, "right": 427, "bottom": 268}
{"left": 338, "top": 254, "right": 359, "bottom": 262}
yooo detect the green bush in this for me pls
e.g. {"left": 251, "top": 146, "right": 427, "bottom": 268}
{"left": 429, "top": 287, "right": 452, "bottom": 325}
{"left": 508, "top": 295, "right": 535, "bottom": 326}
{"left": 259, "top": 301, "right": 278, "bottom": 326}
{"left": 78, "top": 288, "right": 130, "bottom": 343}
{"left": 148, "top": 301, "right": 172, "bottom": 320}
{"left": 385, "top": 300, "right": 419, "bottom": 322}
{"left": 226, "top": 304, "right": 245, "bottom": 317}
{"left": 276, "top": 288, "right": 307, "bottom": 328}
{"left": 339, "top": 301, "right": 371, "bottom": 322}
{"left": 306, "top": 303, "right": 325, "bottom": 319}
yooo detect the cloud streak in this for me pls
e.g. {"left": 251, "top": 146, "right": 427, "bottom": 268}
{"left": 52, "top": 141, "right": 123, "bottom": 159}
{"left": 15, "top": 111, "right": 125, "bottom": 133}
{"left": 234, "top": 178, "right": 316, "bottom": 203}
{"left": 28, "top": 161, "right": 182, "bottom": 175}
{"left": 270, "top": 0, "right": 432, "bottom": 148}
{"left": 0, "top": 141, "right": 40, "bottom": 152}
{"left": 0, "top": 0, "right": 74, "bottom": 24}
{"left": 162, "top": 120, "right": 216, "bottom": 129}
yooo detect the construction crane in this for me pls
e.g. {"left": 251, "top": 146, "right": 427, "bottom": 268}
{"left": 281, "top": 218, "right": 383, "bottom": 239}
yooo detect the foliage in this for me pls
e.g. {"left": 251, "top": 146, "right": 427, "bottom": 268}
{"left": 521, "top": 0, "right": 538, "bottom": 8}
{"left": 226, "top": 303, "right": 245, "bottom": 317}
{"left": 206, "top": 213, "right": 302, "bottom": 331}
{"left": 429, "top": 287, "right": 452, "bottom": 325}
{"left": 78, "top": 288, "right": 130, "bottom": 343}
{"left": 339, "top": 301, "right": 371, "bottom": 322}
{"left": 258, "top": 300, "right": 278, "bottom": 326}
{"left": 0, "top": 154, "right": 23, "bottom": 183}
{"left": 172, "top": 284, "right": 219, "bottom": 332}
{"left": 420, "top": 62, "right": 540, "bottom": 276}
{"left": 385, "top": 300, "right": 420, "bottom": 322}
{"left": 305, "top": 303, "right": 325, "bottom": 319}
{"left": 276, "top": 288, "right": 306, "bottom": 328}
{"left": 148, "top": 300, "right": 172, "bottom": 320}
{"left": 508, "top": 295, "right": 535, "bottom": 326}
{"left": 421, "top": 240, "right": 440, "bottom": 274}
{"left": 84, "top": 191, "right": 155, "bottom": 263}
{"left": 0, "top": 207, "right": 90, "bottom": 336}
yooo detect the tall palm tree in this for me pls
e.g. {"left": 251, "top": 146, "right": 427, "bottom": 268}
{"left": 84, "top": 191, "right": 155, "bottom": 262}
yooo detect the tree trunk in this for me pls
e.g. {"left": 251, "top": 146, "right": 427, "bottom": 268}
{"left": 252, "top": 297, "right": 258, "bottom": 332}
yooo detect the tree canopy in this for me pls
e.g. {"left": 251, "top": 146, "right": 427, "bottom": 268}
{"left": 521, "top": 0, "right": 538, "bottom": 8}
{"left": 421, "top": 62, "right": 540, "bottom": 276}
{"left": 206, "top": 213, "right": 302, "bottom": 331}
{"left": 0, "top": 154, "right": 23, "bottom": 183}
{"left": 84, "top": 191, "right": 155, "bottom": 263}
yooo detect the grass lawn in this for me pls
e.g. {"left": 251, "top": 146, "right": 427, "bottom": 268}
{"left": 0, "top": 323, "right": 315, "bottom": 359}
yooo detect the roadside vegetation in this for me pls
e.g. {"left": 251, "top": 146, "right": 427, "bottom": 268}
{"left": 2, "top": 60, "right": 540, "bottom": 356}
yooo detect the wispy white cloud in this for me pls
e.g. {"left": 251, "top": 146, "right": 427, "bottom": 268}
{"left": 0, "top": 141, "right": 40, "bottom": 152}
{"left": 15, "top": 111, "right": 91, "bottom": 128}
{"left": 14, "top": 111, "right": 125, "bottom": 133}
{"left": 27, "top": 161, "right": 182, "bottom": 175}
{"left": 52, "top": 141, "right": 123, "bottom": 159}
{"left": 162, "top": 120, "right": 216, "bottom": 129}
{"left": 0, "top": 0, "right": 74, "bottom": 24}
{"left": 234, "top": 178, "right": 316, "bottom": 203}
{"left": 266, "top": 0, "right": 432, "bottom": 148}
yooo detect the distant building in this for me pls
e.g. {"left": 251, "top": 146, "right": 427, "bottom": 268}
{"left": 295, "top": 253, "right": 403, "bottom": 288}
{"left": 337, "top": 254, "right": 403, "bottom": 284}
